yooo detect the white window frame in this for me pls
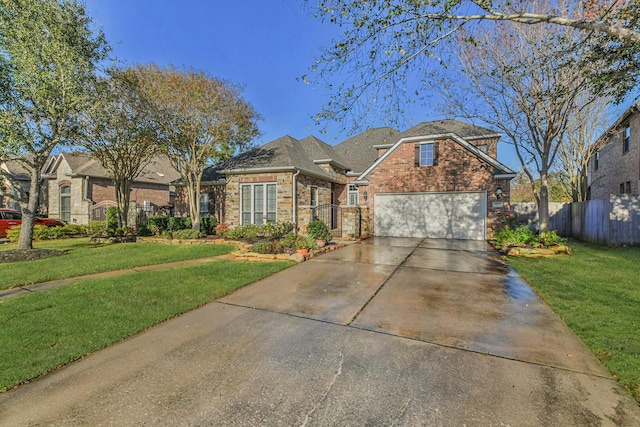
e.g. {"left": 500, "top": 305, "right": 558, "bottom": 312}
{"left": 348, "top": 184, "right": 359, "bottom": 206}
{"left": 199, "top": 193, "right": 209, "bottom": 217}
{"left": 420, "top": 143, "right": 434, "bottom": 166}
{"left": 60, "top": 185, "right": 71, "bottom": 223}
{"left": 240, "top": 183, "right": 277, "bottom": 225}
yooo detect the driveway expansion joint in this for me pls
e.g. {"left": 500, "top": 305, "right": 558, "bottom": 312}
{"left": 345, "top": 238, "right": 425, "bottom": 326}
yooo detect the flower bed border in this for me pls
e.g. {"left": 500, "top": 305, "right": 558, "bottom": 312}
{"left": 137, "top": 236, "right": 348, "bottom": 263}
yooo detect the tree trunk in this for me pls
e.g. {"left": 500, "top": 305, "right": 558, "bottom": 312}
{"left": 538, "top": 170, "right": 550, "bottom": 233}
{"left": 17, "top": 167, "right": 41, "bottom": 250}
{"left": 186, "top": 170, "right": 202, "bottom": 233}
{"left": 114, "top": 179, "right": 131, "bottom": 229}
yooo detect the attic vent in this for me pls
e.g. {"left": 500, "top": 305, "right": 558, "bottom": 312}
{"left": 156, "top": 172, "right": 165, "bottom": 177}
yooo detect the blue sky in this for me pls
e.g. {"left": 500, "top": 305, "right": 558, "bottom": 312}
{"left": 83, "top": 0, "right": 523, "bottom": 170}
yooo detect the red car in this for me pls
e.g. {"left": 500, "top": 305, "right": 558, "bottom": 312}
{"left": 0, "top": 209, "right": 66, "bottom": 237}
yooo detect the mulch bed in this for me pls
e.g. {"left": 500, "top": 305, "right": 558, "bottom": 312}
{"left": 0, "top": 249, "right": 65, "bottom": 264}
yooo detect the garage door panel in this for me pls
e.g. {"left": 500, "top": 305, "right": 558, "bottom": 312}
{"left": 374, "top": 192, "right": 486, "bottom": 240}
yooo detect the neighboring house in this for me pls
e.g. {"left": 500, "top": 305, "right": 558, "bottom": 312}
{"left": 180, "top": 119, "right": 515, "bottom": 240}
{"left": 42, "top": 152, "right": 181, "bottom": 224}
{"left": 589, "top": 103, "right": 639, "bottom": 199}
{"left": 0, "top": 157, "right": 48, "bottom": 214}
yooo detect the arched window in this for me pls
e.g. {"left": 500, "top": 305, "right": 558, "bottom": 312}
{"left": 60, "top": 185, "right": 71, "bottom": 222}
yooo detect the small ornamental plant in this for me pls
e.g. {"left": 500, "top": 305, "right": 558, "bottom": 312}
{"left": 215, "top": 222, "right": 231, "bottom": 237}
{"left": 307, "top": 219, "right": 333, "bottom": 242}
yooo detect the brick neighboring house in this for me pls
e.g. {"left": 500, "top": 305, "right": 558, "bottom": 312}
{"left": 180, "top": 119, "right": 515, "bottom": 240}
{"left": 42, "top": 152, "right": 181, "bottom": 224}
{"left": 589, "top": 103, "right": 639, "bottom": 199}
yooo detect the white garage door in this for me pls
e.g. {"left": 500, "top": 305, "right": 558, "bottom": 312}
{"left": 374, "top": 191, "right": 487, "bottom": 240}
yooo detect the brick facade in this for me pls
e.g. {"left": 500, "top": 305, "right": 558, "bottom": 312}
{"left": 589, "top": 109, "right": 640, "bottom": 199}
{"left": 360, "top": 137, "right": 510, "bottom": 237}
{"left": 47, "top": 159, "right": 174, "bottom": 224}
{"left": 174, "top": 183, "right": 226, "bottom": 221}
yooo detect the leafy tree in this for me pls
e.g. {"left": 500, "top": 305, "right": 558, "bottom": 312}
{"left": 135, "top": 64, "right": 260, "bottom": 232}
{"left": 0, "top": 0, "right": 108, "bottom": 249}
{"left": 81, "top": 68, "right": 159, "bottom": 228}
{"left": 443, "top": 3, "right": 604, "bottom": 231}
{"left": 308, "top": 0, "right": 639, "bottom": 129}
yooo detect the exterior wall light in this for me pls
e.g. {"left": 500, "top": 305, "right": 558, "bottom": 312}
{"left": 363, "top": 190, "right": 368, "bottom": 201}
{"left": 495, "top": 186, "right": 503, "bottom": 199}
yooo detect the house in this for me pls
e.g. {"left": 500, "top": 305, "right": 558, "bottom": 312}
{"left": 589, "top": 103, "right": 639, "bottom": 199}
{"left": 0, "top": 157, "right": 48, "bottom": 214}
{"left": 176, "top": 119, "right": 515, "bottom": 240}
{"left": 344, "top": 120, "right": 516, "bottom": 239}
{"left": 42, "top": 152, "right": 181, "bottom": 224}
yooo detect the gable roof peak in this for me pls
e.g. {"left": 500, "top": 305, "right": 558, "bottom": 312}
{"left": 402, "top": 119, "right": 501, "bottom": 140}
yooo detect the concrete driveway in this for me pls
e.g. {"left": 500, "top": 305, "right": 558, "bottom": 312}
{"left": 1, "top": 237, "right": 639, "bottom": 426}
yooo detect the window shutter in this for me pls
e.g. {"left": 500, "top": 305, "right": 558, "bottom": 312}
{"left": 414, "top": 144, "right": 420, "bottom": 167}
{"left": 433, "top": 142, "right": 439, "bottom": 166}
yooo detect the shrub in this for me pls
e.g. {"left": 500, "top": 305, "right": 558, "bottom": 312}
{"left": 7, "top": 224, "right": 90, "bottom": 242}
{"left": 136, "top": 224, "right": 153, "bottom": 236}
{"left": 494, "top": 225, "right": 568, "bottom": 248}
{"left": 226, "top": 224, "right": 261, "bottom": 240}
{"left": 106, "top": 207, "right": 118, "bottom": 237}
{"left": 253, "top": 239, "right": 284, "bottom": 254}
{"left": 297, "top": 235, "right": 318, "bottom": 250}
{"left": 215, "top": 222, "right": 230, "bottom": 237}
{"left": 307, "top": 220, "right": 333, "bottom": 241}
{"left": 148, "top": 216, "right": 169, "bottom": 235}
{"left": 167, "top": 216, "right": 191, "bottom": 231}
{"left": 280, "top": 232, "right": 298, "bottom": 253}
{"left": 171, "top": 229, "right": 201, "bottom": 240}
{"left": 538, "top": 230, "right": 568, "bottom": 247}
{"left": 87, "top": 221, "right": 106, "bottom": 236}
{"left": 201, "top": 216, "right": 217, "bottom": 235}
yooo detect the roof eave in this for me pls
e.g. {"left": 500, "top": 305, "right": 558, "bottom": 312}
{"left": 222, "top": 166, "right": 339, "bottom": 183}
{"left": 313, "top": 158, "right": 350, "bottom": 170}
{"left": 494, "top": 173, "right": 517, "bottom": 179}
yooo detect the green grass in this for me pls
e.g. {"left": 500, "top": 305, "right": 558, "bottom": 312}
{"left": 0, "top": 260, "right": 293, "bottom": 392}
{"left": 0, "top": 239, "right": 236, "bottom": 290}
{"left": 507, "top": 241, "right": 640, "bottom": 403}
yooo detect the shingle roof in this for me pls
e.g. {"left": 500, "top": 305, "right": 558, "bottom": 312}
{"left": 54, "top": 152, "right": 181, "bottom": 185}
{"left": 1, "top": 158, "right": 31, "bottom": 181}
{"left": 400, "top": 119, "right": 501, "bottom": 140}
{"left": 334, "top": 127, "right": 401, "bottom": 173}
{"left": 217, "top": 135, "right": 349, "bottom": 179}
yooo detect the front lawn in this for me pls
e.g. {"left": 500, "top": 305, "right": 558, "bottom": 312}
{"left": 0, "top": 259, "right": 292, "bottom": 392}
{"left": 0, "top": 239, "right": 236, "bottom": 290}
{"left": 507, "top": 241, "right": 640, "bottom": 403}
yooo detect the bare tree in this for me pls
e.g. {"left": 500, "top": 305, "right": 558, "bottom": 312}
{"left": 135, "top": 64, "right": 260, "bottom": 232}
{"left": 0, "top": 0, "right": 108, "bottom": 249}
{"left": 81, "top": 68, "right": 159, "bottom": 228}
{"left": 557, "top": 95, "right": 612, "bottom": 202}
{"left": 307, "top": 0, "right": 638, "bottom": 129}
{"left": 444, "top": 5, "right": 604, "bottom": 231}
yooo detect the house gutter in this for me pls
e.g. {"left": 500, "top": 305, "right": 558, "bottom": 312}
{"left": 292, "top": 169, "right": 300, "bottom": 234}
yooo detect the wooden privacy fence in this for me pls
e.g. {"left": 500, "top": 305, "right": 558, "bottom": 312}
{"left": 511, "top": 195, "right": 640, "bottom": 246}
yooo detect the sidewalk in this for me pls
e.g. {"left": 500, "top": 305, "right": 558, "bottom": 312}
{"left": 0, "top": 255, "right": 229, "bottom": 300}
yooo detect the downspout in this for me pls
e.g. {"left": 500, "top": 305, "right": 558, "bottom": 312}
{"left": 292, "top": 169, "right": 300, "bottom": 234}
